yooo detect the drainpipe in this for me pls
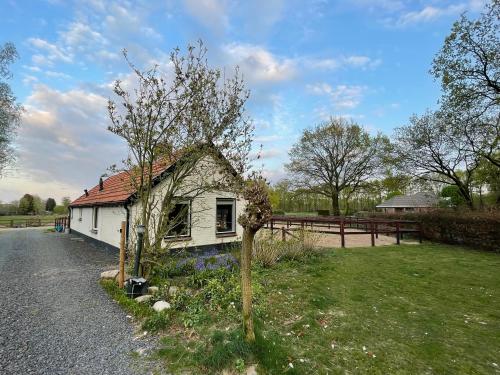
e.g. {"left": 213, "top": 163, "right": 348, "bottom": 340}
{"left": 124, "top": 203, "right": 130, "bottom": 249}
{"left": 133, "top": 224, "right": 145, "bottom": 277}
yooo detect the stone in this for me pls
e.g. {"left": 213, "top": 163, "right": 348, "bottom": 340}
{"left": 147, "top": 286, "right": 159, "bottom": 294}
{"left": 135, "top": 295, "right": 152, "bottom": 303}
{"left": 168, "top": 286, "right": 179, "bottom": 296}
{"left": 246, "top": 365, "right": 257, "bottom": 375}
{"left": 152, "top": 300, "right": 171, "bottom": 312}
{"left": 100, "top": 269, "right": 119, "bottom": 280}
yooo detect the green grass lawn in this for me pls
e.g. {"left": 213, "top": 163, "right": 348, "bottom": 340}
{"left": 256, "top": 244, "right": 500, "bottom": 374}
{"left": 104, "top": 244, "right": 500, "bottom": 374}
{"left": 0, "top": 214, "right": 62, "bottom": 225}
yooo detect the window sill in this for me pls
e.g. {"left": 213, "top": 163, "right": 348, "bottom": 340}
{"left": 164, "top": 236, "right": 192, "bottom": 242}
{"left": 216, "top": 232, "right": 237, "bottom": 238}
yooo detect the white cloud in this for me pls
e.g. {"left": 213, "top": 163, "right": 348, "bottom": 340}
{"left": 306, "top": 55, "right": 382, "bottom": 70}
{"left": 222, "top": 43, "right": 296, "bottom": 83}
{"left": 307, "top": 83, "right": 367, "bottom": 109}
{"left": 28, "top": 38, "right": 73, "bottom": 65}
{"left": 396, "top": 4, "right": 466, "bottom": 26}
{"left": 60, "top": 21, "right": 108, "bottom": 50}
{"left": 9, "top": 84, "right": 127, "bottom": 201}
{"left": 184, "top": 0, "right": 229, "bottom": 32}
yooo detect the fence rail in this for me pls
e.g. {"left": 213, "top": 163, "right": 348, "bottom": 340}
{"left": 0, "top": 216, "right": 68, "bottom": 229}
{"left": 265, "top": 215, "right": 422, "bottom": 248}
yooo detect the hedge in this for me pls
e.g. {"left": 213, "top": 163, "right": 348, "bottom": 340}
{"left": 372, "top": 209, "right": 500, "bottom": 252}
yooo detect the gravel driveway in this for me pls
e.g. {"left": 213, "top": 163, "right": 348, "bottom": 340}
{"left": 0, "top": 228, "right": 162, "bottom": 375}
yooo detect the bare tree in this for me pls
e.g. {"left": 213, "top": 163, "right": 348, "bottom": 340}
{"left": 237, "top": 177, "right": 272, "bottom": 342}
{"left": 108, "top": 41, "right": 253, "bottom": 269}
{"left": 286, "top": 117, "right": 387, "bottom": 215}
{"left": 0, "top": 42, "right": 23, "bottom": 175}
{"left": 394, "top": 111, "right": 480, "bottom": 208}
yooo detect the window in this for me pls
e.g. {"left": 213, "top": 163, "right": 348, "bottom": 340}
{"left": 92, "top": 207, "right": 99, "bottom": 230}
{"left": 216, "top": 199, "right": 235, "bottom": 234}
{"left": 166, "top": 202, "right": 190, "bottom": 238}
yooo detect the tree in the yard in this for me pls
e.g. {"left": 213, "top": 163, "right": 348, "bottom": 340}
{"left": 45, "top": 198, "right": 56, "bottom": 212}
{"left": 237, "top": 176, "right": 272, "bottom": 342}
{"left": 18, "top": 194, "right": 35, "bottom": 215}
{"left": 107, "top": 41, "right": 252, "bottom": 271}
{"left": 432, "top": 1, "right": 499, "bottom": 168}
{"left": 286, "top": 117, "right": 387, "bottom": 215}
{"left": 0, "top": 42, "right": 23, "bottom": 176}
{"left": 394, "top": 111, "right": 480, "bottom": 208}
{"left": 61, "top": 197, "right": 71, "bottom": 210}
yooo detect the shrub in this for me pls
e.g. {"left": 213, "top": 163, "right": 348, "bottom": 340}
{"left": 317, "top": 209, "right": 330, "bottom": 216}
{"left": 371, "top": 209, "right": 500, "bottom": 252}
{"left": 142, "top": 311, "right": 172, "bottom": 332}
{"left": 273, "top": 209, "right": 285, "bottom": 215}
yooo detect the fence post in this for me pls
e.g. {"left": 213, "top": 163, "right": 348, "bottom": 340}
{"left": 375, "top": 222, "right": 378, "bottom": 239}
{"left": 340, "top": 218, "right": 345, "bottom": 248}
{"left": 270, "top": 219, "right": 274, "bottom": 238}
{"left": 396, "top": 222, "right": 400, "bottom": 245}
{"left": 370, "top": 220, "right": 375, "bottom": 247}
{"left": 119, "top": 221, "right": 126, "bottom": 288}
{"left": 281, "top": 227, "right": 286, "bottom": 242}
{"left": 10, "top": 219, "right": 13, "bottom": 228}
{"left": 418, "top": 222, "right": 423, "bottom": 244}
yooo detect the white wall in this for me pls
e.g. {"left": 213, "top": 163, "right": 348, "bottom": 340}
{"left": 70, "top": 205, "right": 126, "bottom": 249}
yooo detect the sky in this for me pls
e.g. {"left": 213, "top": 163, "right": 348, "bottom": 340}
{"left": 0, "top": 0, "right": 488, "bottom": 204}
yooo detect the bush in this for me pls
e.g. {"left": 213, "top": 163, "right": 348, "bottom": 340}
{"left": 372, "top": 209, "right": 500, "bottom": 252}
{"left": 317, "top": 209, "right": 330, "bottom": 216}
{"left": 273, "top": 209, "right": 285, "bottom": 215}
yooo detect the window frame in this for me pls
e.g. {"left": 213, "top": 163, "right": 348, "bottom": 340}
{"left": 216, "top": 198, "right": 236, "bottom": 235}
{"left": 92, "top": 206, "right": 99, "bottom": 230}
{"left": 164, "top": 199, "right": 192, "bottom": 239}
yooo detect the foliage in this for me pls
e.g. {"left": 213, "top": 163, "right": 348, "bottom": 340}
{"left": 440, "top": 185, "right": 467, "bottom": 207}
{"left": 45, "top": 198, "right": 56, "bottom": 212}
{"left": 286, "top": 117, "right": 389, "bottom": 215}
{"left": 0, "top": 42, "right": 22, "bottom": 175}
{"left": 18, "top": 194, "right": 35, "bottom": 215}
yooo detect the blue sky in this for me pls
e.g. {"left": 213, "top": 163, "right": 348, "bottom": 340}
{"left": 0, "top": 0, "right": 487, "bottom": 203}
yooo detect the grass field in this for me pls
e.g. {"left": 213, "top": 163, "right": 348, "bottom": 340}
{"left": 104, "top": 244, "right": 500, "bottom": 374}
{"left": 0, "top": 214, "right": 62, "bottom": 225}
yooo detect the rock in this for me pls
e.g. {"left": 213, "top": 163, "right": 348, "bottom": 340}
{"left": 168, "top": 286, "right": 179, "bottom": 296}
{"left": 147, "top": 286, "right": 159, "bottom": 294}
{"left": 246, "top": 365, "right": 257, "bottom": 375}
{"left": 100, "top": 269, "right": 119, "bottom": 280}
{"left": 152, "top": 301, "right": 171, "bottom": 312}
{"left": 135, "top": 295, "right": 152, "bottom": 303}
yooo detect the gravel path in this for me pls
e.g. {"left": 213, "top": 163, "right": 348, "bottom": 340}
{"left": 0, "top": 229, "right": 162, "bottom": 375}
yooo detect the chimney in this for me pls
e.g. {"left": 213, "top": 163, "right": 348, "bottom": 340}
{"left": 84, "top": 189, "right": 89, "bottom": 197}
{"left": 99, "top": 177, "right": 104, "bottom": 191}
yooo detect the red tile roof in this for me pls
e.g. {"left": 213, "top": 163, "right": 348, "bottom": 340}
{"left": 70, "top": 161, "right": 172, "bottom": 207}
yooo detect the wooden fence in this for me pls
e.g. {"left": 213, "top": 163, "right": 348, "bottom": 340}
{"left": 54, "top": 216, "right": 70, "bottom": 232}
{"left": 265, "top": 215, "right": 422, "bottom": 248}
{"left": 0, "top": 216, "right": 68, "bottom": 229}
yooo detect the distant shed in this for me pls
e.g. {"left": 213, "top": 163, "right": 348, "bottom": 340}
{"left": 376, "top": 192, "right": 438, "bottom": 213}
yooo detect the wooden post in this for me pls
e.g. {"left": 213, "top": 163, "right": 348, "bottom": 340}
{"left": 281, "top": 227, "right": 286, "bottom": 242}
{"left": 270, "top": 219, "right": 274, "bottom": 238}
{"left": 340, "top": 218, "right": 345, "bottom": 248}
{"left": 375, "top": 222, "right": 378, "bottom": 239}
{"left": 370, "top": 220, "right": 375, "bottom": 247}
{"left": 118, "top": 221, "right": 126, "bottom": 288}
{"left": 418, "top": 222, "right": 423, "bottom": 244}
{"left": 396, "top": 222, "right": 400, "bottom": 245}
{"left": 10, "top": 219, "right": 13, "bottom": 228}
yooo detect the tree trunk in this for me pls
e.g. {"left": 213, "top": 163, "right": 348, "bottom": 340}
{"left": 331, "top": 192, "right": 340, "bottom": 216}
{"left": 241, "top": 227, "right": 257, "bottom": 342}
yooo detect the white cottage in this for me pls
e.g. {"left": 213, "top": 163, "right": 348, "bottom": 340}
{"left": 69, "top": 155, "right": 245, "bottom": 253}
